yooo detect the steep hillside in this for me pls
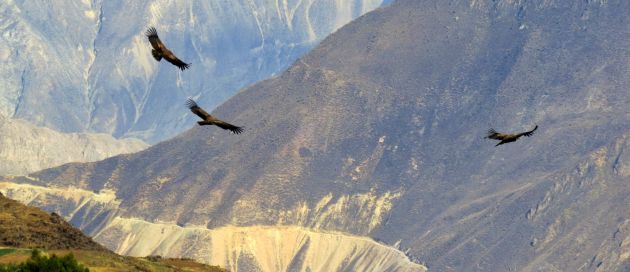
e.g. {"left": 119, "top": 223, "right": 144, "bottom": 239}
{"left": 2, "top": 0, "right": 630, "bottom": 271}
{"left": 0, "top": 115, "right": 147, "bottom": 176}
{"left": 0, "top": 0, "right": 384, "bottom": 142}
{"left": 0, "top": 192, "right": 106, "bottom": 251}
{"left": 0, "top": 193, "right": 225, "bottom": 271}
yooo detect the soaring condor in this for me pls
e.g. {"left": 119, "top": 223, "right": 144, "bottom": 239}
{"left": 145, "top": 27, "right": 190, "bottom": 71}
{"left": 485, "top": 125, "right": 538, "bottom": 146}
{"left": 186, "top": 98, "right": 243, "bottom": 134}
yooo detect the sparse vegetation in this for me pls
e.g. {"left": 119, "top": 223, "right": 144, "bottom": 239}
{"left": 0, "top": 248, "right": 226, "bottom": 272}
{"left": 0, "top": 195, "right": 106, "bottom": 251}
{"left": 0, "top": 249, "right": 89, "bottom": 272}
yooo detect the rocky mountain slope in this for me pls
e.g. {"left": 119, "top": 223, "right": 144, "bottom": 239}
{"left": 2, "top": 0, "right": 629, "bottom": 271}
{"left": 0, "top": 0, "right": 384, "bottom": 142}
{"left": 0, "top": 114, "right": 147, "bottom": 176}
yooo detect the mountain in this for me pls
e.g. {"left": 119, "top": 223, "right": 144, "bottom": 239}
{"left": 2, "top": 0, "right": 630, "bottom": 271}
{"left": 0, "top": 0, "right": 385, "bottom": 143}
{"left": 0, "top": 114, "right": 147, "bottom": 176}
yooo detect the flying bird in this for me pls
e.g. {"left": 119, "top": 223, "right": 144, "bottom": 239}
{"left": 186, "top": 98, "right": 243, "bottom": 134}
{"left": 485, "top": 125, "right": 538, "bottom": 146}
{"left": 146, "top": 27, "right": 190, "bottom": 71}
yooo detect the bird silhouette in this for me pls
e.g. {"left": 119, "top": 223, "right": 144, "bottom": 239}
{"left": 187, "top": 98, "right": 243, "bottom": 134}
{"left": 146, "top": 27, "right": 190, "bottom": 71}
{"left": 485, "top": 125, "right": 538, "bottom": 146}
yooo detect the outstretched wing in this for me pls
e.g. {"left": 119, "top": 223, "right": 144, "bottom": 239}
{"left": 485, "top": 129, "right": 511, "bottom": 140}
{"left": 519, "top": 125, "right": 538, "bottom": 137}
{"left": 211, "top": 120, "right": 244, "bottom": 134}
{"left": 186, "top": 99, "right": 211, "bottom": 120}
{"left": 164, "top": 55, "right": 190, "bottom": 71}
{"left": 145, "top": 27, "right": 164, "bottom": 51}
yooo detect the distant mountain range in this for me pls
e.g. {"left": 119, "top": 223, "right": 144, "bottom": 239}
{"left": 0, "top": 114, "right": 147, "bottom": 176}
{"left": 1, "top": 0, "right": 385, "bottom": 143}
{"left": 1, "top": 0, "right": 629, "bottom": 271}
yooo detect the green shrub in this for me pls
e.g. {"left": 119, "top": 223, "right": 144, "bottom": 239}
{"left": 0, "top": 249, "right": 16, "bottom": 257}
{"left": 0, "top": 249, "right": 89, "bottom": 272}
{"left": 0, "top": 263, "right": 19, "bottom": 272}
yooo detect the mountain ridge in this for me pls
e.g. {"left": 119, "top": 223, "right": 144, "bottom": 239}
{"left": 0, "top": 114, "right": 147, "bottom": 176}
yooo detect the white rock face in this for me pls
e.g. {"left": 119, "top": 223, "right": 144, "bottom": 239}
{"left": 0, "top": 182, "right": 426, "bottom": 272}
{"left": 100, "top": 222, "right": 425, "bottom": 272}
{"left": 0, "top": 116, "right": 147, "bottom": 175}
{"left": 0, "top": 0, "right": 385, "bottom": 142}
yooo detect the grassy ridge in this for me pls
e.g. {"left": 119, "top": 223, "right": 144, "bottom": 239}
{"left": 0, "top": 194, "right": 106, "bottom": 251}
{"left": 0, "top": 194, "right": 225, "bottom": 271}
{"left": 0, "top": 248, "right": 226, "bottom": 272}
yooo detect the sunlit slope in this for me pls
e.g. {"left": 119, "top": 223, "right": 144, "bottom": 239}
{"left": 0, "top": 248, "right": 226, "bottom": 272}
{"left": 0, "top": 182, "right": 425, "bottom": 272}
{"left": 0, "top": 192, "right": 106, "bottom": 251}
